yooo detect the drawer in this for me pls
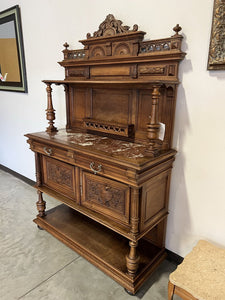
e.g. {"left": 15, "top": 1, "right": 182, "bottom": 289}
{"left": 75, "top": 153, "right": 131, "bottom": 184}
{"left": 30, "top": 141, "right": 137, "bottom": 185}
{"left": 30, "top": 141, "right": 76, "bottom": 164}
{"left": 81, "top": 171, "right": 130, "bottom": 226}
{"left": 42, "top": 156, "right": 76, "bottom": 200}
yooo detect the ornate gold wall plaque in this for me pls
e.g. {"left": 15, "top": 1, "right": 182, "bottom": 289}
{"left": 208, "top": 0, "right": 225, "bottom": 70}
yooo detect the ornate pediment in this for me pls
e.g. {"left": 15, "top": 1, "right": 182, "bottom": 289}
{"left": 63, "top": 15, "right": 184, "bottom": 61}
{"left": 86, "top": 14, "right": 138, "bottom": 39}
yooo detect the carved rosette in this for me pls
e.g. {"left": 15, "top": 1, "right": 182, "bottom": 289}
{"left": 86, "top": 14, "right": 138, "bottom": 38}
{"left": 208, "top": 0, "right": 225, "bottom": 69}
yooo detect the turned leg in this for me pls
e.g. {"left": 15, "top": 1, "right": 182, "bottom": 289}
{"left": 45, "top": 83, "right": 58, "bottom": 133}
{"left": 36, "top": 190, "right": 46, "bottom": 217}
{"left": 168, "top": 281, "right": 175, "bottom": 300}
{"left": 126, "top": 240, "right": 140, "bottom": 277}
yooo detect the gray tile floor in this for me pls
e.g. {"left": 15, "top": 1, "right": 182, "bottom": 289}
{"left": 0, "top": 169, "right": 180, "bottom": 300}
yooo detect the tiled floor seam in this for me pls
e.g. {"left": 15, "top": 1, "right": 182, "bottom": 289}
{"left": 17, "top": 256, "right": 81, "bottom": 299}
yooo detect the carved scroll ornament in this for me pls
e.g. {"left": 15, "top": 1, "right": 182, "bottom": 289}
{"left": 86, "top": 14, "right": 138, "bottom": 38}
{"left": 208, "top": 0, "right": 225, "bottom": 70}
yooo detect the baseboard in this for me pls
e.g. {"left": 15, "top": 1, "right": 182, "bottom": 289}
{"left": 166, "top": 249, "right": 183, "bottom": 265}
{"left": 0, "top": 164, "right": 35, "bottom": 186}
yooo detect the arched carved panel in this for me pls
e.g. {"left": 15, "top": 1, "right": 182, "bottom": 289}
{"left": 90, "top": 46, "right": 106, "bottom": 57}
{"left": 113, "top": 43, "right": 131, "bottom": 56}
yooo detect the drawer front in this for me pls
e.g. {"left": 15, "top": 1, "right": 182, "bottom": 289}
{"left": 75, "top": 153, "right": 131, "bottom": 185}
{"left": 30, "top": 141, "right": 133, "bottom": 185}
{"left": 30, "top": 141, "right": 70, "bottom": 162}
{"left": 42, "top": 156, "right": 76, "bottom": 199}
{"left": 81, "top": 171, "right": 130, "bottom": 225}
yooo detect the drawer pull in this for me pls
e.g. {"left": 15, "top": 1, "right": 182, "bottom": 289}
{"left": 90, "top": 162, "right": 102, "bottom": 175}
{"left": 44, "top": 146, "right": 52, "bottom": 156}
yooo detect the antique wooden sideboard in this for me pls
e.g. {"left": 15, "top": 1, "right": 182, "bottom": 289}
{"left": 25, "top": 15, "right": 185, "bottom": 294}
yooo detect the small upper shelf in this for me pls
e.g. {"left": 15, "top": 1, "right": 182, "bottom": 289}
{"left": 42, "top": 79, "right": 180, "bottom": 86}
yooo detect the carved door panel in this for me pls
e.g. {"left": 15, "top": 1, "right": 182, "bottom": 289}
{"left": 42, "top": 156, "right": 76, "bottom": 200}
{"left": 81, "top": 171, "right": 130, "bottom": 225}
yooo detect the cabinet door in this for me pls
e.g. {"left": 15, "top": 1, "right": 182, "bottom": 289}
{"left": 81, "top": 171, "right": 130, "bottom": 225}
{"left": 42, "top": 156, "right": 76, "bottom": 200}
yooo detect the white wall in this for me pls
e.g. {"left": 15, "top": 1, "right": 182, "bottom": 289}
{"left": 1, "top": 0, "right": 225, "bottom": 257}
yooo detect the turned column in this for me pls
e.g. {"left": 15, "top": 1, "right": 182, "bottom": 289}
{"left": 36, "top": 190, "right": 46, "bottom": 217}
{"left": 64, "top": 84, "right": 70, "bottom": 130}
{"left": 35, "top": 152, "right": 41, "bottom": 187}
{"left": 126, "top": 188, "right": 140, "bottom": 277}
{"left": 45, "top": 83, "right": 58, "bottom": 133}
{"left": 34, "top": 152, "right": 46, "bottom": 217}
{"left": 126, "top": 241, "right": 140, "bottom": 277}
{"left": 130, "top": 188, "right": 140, "bottom": 236}
{"left": 147, "top": 85, "right": 162, "bottom": 155}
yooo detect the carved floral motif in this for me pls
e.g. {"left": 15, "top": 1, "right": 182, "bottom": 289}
{"left": 86, "top": 14, "right": 138, "bottom": 38}
{"left": 139, "top": 66, "right": 165, "bottom": 75}
{"left": 85, "top": 178, "right": 125, "bottom": 213}
{"left": 208, "top": 0, "right": 225, "bottom": 69}
{"left": 47, "top": 163, "right": 72, "bottom": 187}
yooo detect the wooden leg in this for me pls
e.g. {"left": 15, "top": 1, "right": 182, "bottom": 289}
{"left": 126, "top": 240, "right": 140, "bottom": 277}
{"left": 36, "top": 190, "right": 46, "bottom": 217}
{"left": 168, "top": 281, "right": 175, "bottom": 300}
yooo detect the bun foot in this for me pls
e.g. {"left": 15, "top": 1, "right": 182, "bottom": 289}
{"left": 124, "top": 288, "right": 135, "bottom": 296}
{"left": 37, "top": 225, "right": 44, "bottom": 230}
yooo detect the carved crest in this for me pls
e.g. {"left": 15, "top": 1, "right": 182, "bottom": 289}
{"left": 86, "top": 14, "right": 138, "bottom": 39}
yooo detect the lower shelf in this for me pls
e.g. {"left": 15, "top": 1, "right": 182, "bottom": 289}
{"left": 34, "top": 204, "right": 166, "bottom": 294}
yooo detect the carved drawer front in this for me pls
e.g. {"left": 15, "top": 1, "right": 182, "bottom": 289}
{"left": 66, "top": 66, "right": 89, "bottom": 79}
{"left": 42, "top": 156, "right": 76, "bottom": 199}
{"left": 81, "top": 171, "right": 130, "bottom": 225}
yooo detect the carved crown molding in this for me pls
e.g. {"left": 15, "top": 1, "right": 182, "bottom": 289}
{"left": 86, "top": 14, "right": 138, "bottom": 39}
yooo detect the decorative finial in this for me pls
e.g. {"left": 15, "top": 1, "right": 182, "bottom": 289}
{"left": 173, "top": 24, "right": 182, "bottom": 36}
{"left": 133, "top": 24, "right": 138, "bottom": 31}
{"left": 63, "top": 42, "right": 69, "bottom": 50}
{"left": 86, "top": 33, "right": 91, "bottom": 39}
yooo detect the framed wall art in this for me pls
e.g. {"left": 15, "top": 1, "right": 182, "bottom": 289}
{"left": 208, "top": 0, "right": 225, "bottom": 70}
{"left": 0, "top": 5, "right": 28, "bottom": 92}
